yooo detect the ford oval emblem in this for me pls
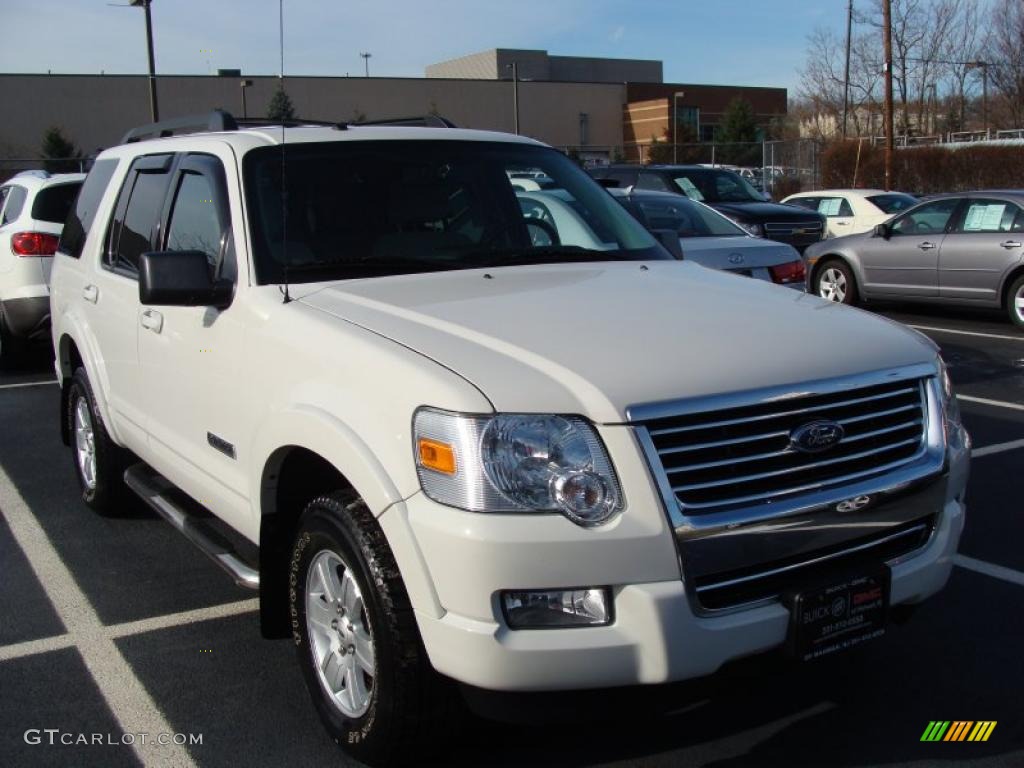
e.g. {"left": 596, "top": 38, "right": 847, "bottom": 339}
{"left": 728, "top": 253, "right": 744, "bottom": 265}
{"left": 790, "top": 420, "right": 845, "bottom": 454}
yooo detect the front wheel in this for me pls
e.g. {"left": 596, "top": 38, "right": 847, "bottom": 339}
{"left": 815, "top": 259, "right": 859, "bottom": 305}
{"left": 1007, "top": 275, "right": 1024, "bottom": 330}
{"left": 290, "top": 492, "right": 456, "bottom": 766}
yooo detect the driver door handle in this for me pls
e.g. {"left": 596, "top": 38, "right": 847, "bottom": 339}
{"left": 140, "top": 309, "right": 163, "bottom": 334}
{"left": 1001, "top": 240, "right": 1022, "bottom": 249}
{"left": 917, "top": 241, "right": 936, "bottom": 251}
{"left": 82, "top": 284, "right": 98, "bottom": 304}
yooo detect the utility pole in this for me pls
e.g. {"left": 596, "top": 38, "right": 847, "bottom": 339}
{"left": 129, "top": 0, "right": 159, "bottom": 121}
{"left": 360, "top": 52, "right": 371, "bottom": 77}
{"left": 882, "top": 0, "right": 894, "bottom": 190}
{"left": 966, "top": 61, "right": 990, "bottom": 137}
{"left": 508, "top": 62, "right": 520, "bottom": 135}
{"left": 240, "top": 78, "right": 253, "bottom": 118}
{"left": 672, "top": 91, "right": 685, "bottom": 163}
{"left": 843, "top": 0, "right": 853, "bottom": 139}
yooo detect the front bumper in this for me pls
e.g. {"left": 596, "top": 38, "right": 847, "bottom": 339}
{"left": 395, "top": 423, "right": 967, "bottom": 691}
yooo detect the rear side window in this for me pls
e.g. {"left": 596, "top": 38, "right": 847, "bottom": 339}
{"left": 106, "top": 155, "right": 173, "bottom": 274}
{"left": 1, "top": 185, "right": 28, "bottom": 225}
{"left": 58, "top": 159, "right": 118, "bottom": 258}
{"left": 32, "top": 182, "right": 83, "bottom": 224}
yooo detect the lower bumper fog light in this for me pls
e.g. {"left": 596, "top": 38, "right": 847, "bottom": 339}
{"left": 502, "top": 588, "right": 612, "bottom": 629}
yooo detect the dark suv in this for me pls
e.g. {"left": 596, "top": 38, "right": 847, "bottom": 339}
{"left": 590, "top": 165, "right": 826, "bottom": 252}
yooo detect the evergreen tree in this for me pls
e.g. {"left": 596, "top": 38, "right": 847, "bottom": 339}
{"left": 40, "top": 126, "right": 79, "bottom": 173}
{"left": 267, "top": 88, "right": 296, "bottom": 122}
{"left": 716, "top": 99, "right": 760, "bottom": 166}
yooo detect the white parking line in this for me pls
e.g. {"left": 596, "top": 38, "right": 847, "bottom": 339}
{"left": 909, "top": 324, "right": 1024, "bottom": 342}
{"left": 0, "top": 465, "right": 197, "bottom": 767}
{"left": 0, "top": 380, "right": 58, "bottom": 390}
{"left": 955, "top": 554, "right": 1024, "bottom": 588}
{"left": 107, "top": 598, "right": 259, "bottom": 639}
{"left": 958, "top": 394, "right": 1024, "bottom": 412}
{"left": 972, "top": 438, "right": 1024, "bottom": 458}
{"left": 0, "top": 632, "right": 75, "bottom": 662}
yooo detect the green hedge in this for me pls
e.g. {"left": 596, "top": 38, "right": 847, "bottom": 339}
{"left": 821, "top": 141, "right": 1024, "bottom": 194}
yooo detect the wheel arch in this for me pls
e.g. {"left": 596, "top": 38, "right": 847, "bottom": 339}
{"left": 810, "top": 253, "right": 861, "bottom": 297}
{"left": 999, "top": 264, "right": 1024, "bottom": 309}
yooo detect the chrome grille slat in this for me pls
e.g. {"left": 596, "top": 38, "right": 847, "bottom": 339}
{"left": 647, "top": 386, "right": 917, "bottom": 436}
{"left": 641, "top": 377, "right": 929, "bottom": 514}
{"left": 671, "top": 438, "right": 920, "bottom": 492}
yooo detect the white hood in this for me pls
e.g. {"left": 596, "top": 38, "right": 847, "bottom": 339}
{"left": 296, "top": 260, "right": 937, "bottom": 423}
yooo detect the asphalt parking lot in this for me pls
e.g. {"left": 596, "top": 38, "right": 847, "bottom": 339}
{"left": 1, "top": 302, "right": 1022, "bottom": 768}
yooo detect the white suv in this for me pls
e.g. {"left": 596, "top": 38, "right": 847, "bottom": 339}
{"left": 0, "top": 171, "right": 84, "bottom": 361}
{"left": 50, "top": 112, "right": 970, "bottom": 766}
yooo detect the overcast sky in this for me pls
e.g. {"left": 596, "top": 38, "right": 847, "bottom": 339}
{"left": 0, "top": 0, "right": 843, "bottom": 92}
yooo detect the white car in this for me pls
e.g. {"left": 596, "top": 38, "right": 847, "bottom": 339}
{"left": 0, "top": 170, "right": 84, "bottom": 361}
{"left": 50, "top": 111, "right": 968, "bottom": 766}
{"left": 783, "top": 189, "right": 918, "bottom": 238}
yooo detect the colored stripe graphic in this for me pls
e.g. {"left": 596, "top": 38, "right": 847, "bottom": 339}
{"left": 921, "top": 721, "right": 996, "bottom": 742}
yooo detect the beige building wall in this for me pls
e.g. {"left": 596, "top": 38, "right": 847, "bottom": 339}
{"left": 0, "top": 74, "right": 626, "bottom": 160}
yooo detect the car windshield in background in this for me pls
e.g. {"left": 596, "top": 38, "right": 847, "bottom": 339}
{"left": 866, "top": 193, "right": 918, "bottom": 214}
{"left": 31, "top": 182, "right": 83, "bottom": 224}
{"left": 243, "top": 141, "right": 665, "bottom": 284}
{"left": 632, "top": 195, "right": 746, "bottom": 237}
{"left": 669, "top": 169, "right": 763, "bottom": 203}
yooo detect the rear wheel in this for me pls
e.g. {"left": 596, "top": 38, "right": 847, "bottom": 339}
{"left": 1007, "top": 275, "right": 1024, "bottom": 330}
{"left": 66, "top": 367, "right": 129, "bottom": 514}
{"left": 290, "top": 491, "right": 456, "bottom": 766}
{"left": 815, "top": 259, "right": 859, "bottom": 305}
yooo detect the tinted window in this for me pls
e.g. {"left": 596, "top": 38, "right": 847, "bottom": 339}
{"left": 59, "top": 159, "right": 118, "bottom": 258}
{"left": 891, "top": 199, "right": 960, "bottom": 236}
{"left": 955, "top": 199, "right": 1022, "bottom": 234}
{"left": 110, "top": 168, "right": 171, "bottom": 273}
{"left": 866, "top": 193, "right": 917, "bottom": 214}
{"left": 636, "top": 173, "right": 672, "bottom": 192}
{"left": 32, "top": 182, "right": 83, "bottom": 224}
{"left": 243, "top": 142, "right": 662, "bottom": 284}
{"left": 670, "top": 170, "right": 762, "bottom": 203}
{"left": 1, "top": 186, "right": 28, "bottom": 225}
{"left": 787, "top": 197, "right": 819, "bottom": 211}
{"left": 606, "top": 170, "right": 637, "bottom": 188}
{"left": 166, "top": 172, "right": 225, "bottom": 266}
{"left": 816, "top": 197, "right": 854, "bottom": 217}
{"left": 634, "top": 196, "right": 744, "bottom": 237}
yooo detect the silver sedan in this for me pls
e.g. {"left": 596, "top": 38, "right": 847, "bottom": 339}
{"left": 804, "top": 190, "right": 1024, "bottom": 329}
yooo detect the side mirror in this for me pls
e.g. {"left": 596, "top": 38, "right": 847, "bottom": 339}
{"left": 652, "top": 229, "right": 684, "bottom": 259}
{"left": 139, "top": 251, "right": 233, "bottom": 308}
{"left": 872, "top": 223, "right": 890, "bottom": 239}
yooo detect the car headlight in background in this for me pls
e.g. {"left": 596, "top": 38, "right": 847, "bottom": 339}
{"left": 724, "top": 217, "right": 763, "bottom": 237}
{"left": 936, "top": 356, "right": 967, "bottom": 451}
{"left": 413, "top": 409, "right": 623, "bottom": 526}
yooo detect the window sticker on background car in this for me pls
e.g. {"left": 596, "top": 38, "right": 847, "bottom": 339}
{"left": 964, "top": 203, "right": 1007, "bottom": 232}
{"left": 819, "top": 198, "right": 842, "bottom": 217}
{"left": 674, "top": 177, "right": 704, "bottom": 201}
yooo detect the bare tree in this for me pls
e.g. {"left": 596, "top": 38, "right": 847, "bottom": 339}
{"left": 942, "top": 0, "right": 987, "bottom": 130}
{"left": 988, "top": 0, "right": 1024, "bottom": 128}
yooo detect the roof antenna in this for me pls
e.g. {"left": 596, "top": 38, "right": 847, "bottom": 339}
{"left": 279, "top": 0, "right": 292, "bottom": 303}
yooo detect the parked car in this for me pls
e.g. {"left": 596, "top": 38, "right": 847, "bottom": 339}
{"left": 609, "top": 188, "right": 806, "bottom": 287}
{"left": 804, "top": 191, "right": 1024, "bottom": 328}
{"left": 783, "top": 189, "right": 918, "bottom": 238}
{"left": 51, "top": 110, "right": 968, "bottom": 766}
{"left": 589, "top": 164, "right": 825, "bottom": 252}
{"left": 0, "top": 170, "right": 84, "bottom": 361}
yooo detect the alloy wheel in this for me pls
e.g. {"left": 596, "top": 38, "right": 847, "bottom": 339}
{"left": 819, "top": 267, "right": 847, "bottom": 303}
{"left": 74, "top": 396, "right": 97, "bottom": 490}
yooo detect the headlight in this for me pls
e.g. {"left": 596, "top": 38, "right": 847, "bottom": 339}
{"left": 936, "top": 357, "right": 964, "bottom": 446}
{"left": 413, "top": 408, "right": 623, "bottom": 526}
{"left": 724, "top": 215, "right": 762, "bottom": 237}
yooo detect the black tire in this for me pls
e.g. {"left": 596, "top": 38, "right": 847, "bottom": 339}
{"left": 814, "top": 259, "right": 859, "bottom": 306}
{"left": 290, "top": 491, "right": 457, "bottom": 766}
{"left": 1007, "top": 274, "right": 1024, "bottom": 330}
{"left": 65, "top": 367, "right": 130, "bottom": 514}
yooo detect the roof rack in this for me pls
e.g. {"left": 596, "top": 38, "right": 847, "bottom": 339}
{"left": 350, "top": 115, "right": 458, "bottom": 128}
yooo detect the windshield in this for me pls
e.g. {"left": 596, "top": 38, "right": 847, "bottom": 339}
{"left": 623, "top": 194, "right": 746, "bottom": 237}
{"left": 243, "top": 140, "right": 665, "bottom": 284}
{"left": 669, "top": 169, "right": 763, "bottom": 203}
{"left": 866, "top": 193, "right": 918, "bottom": 214}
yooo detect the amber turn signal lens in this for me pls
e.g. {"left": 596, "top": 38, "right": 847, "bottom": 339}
{"left": 418, "top": 438, "right": 457, "bottom": 475}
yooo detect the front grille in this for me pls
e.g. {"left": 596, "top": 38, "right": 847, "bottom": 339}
{"left": 694, "top": 517, "right": 934, "bottom": 610}
{"left": 643, "top": 377, "right": 928, "bottom": 515}
{"left": 764, "top": 221, "right": 824, "bottom": 253}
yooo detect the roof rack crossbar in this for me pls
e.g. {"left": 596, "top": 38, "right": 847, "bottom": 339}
{"left": 120, "top": 109, "right": 240, "bottom": 144}
{"left": 350, "top": 115, "right": 458, "bottom": 128}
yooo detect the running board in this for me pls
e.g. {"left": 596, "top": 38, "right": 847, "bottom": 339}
{"left": 123, "top": 464, "right": 260, "bottom": 590}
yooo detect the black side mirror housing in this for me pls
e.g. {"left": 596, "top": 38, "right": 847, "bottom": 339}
{"left": 139, "top": 251, "right": 233, "bottom": 308}
{"left": 872, "top": 223, "right": 890, "bottom": 239}
{"left": 652, "top": 229, "right": 684, "bottom": 259}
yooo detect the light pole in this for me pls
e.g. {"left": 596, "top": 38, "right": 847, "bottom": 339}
{"left": 128, "top": 0, "right": 159, "bottom": 121}
{"left": 506, "top": 62, "right": 520, "bottom": 135}
{"left": 967, "top": 61, "right": 990, "bottom": 136}
{"left": 882, "top": 0, "right": 894, "bottom": 190}
{"left": 360, "top": 52, "right": 372, "bottom": 77}
{"left": 672, "top": 90, "right": 685, "bottom": 164}
{"left": 842, "top": 0, "right": 853, "bottom": 138}
{"left": 240, "top": 78, "right": 253, "bottom": 118}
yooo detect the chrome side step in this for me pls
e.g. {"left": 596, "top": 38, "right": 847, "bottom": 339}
{"left": 123, "top": 463, "right": 259, "bottom": 590}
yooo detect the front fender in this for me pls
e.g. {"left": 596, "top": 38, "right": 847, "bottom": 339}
{"left": 55, "top": 310, "right": 122, "bottom": 446}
